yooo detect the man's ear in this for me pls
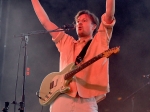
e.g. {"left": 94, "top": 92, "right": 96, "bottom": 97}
{"left": 92, "top": 24, "right": 97, "bottom": 31}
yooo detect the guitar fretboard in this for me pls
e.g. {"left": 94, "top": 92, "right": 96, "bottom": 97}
{"left": 64, "top": 53, "right": 103, "bottom": 80}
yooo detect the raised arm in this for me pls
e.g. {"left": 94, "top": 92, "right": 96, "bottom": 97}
{"left": 31, "top": 0, "right": 59, "bottom": 38}
{"left": 104, "top": 0, "right": 115, "bottom": 24}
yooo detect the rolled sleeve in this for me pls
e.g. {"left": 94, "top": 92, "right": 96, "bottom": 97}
{"left": 52, "top": 31, "right": 66, "bottom": 44}
{"left": 101, "top": 13, "right": 116, "bottom": 28}
{"left": 96, "top": 13, "right": 116, "bottom": 44}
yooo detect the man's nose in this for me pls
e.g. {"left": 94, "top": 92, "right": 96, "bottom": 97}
{"left": 78, "top": 21, "right": 83, "bottom": 25}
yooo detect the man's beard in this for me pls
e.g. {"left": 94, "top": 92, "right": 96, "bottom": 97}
{"left": 78, "top": 32, "right": 88, "bottom": 37}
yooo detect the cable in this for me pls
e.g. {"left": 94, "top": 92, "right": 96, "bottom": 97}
{"left": 40, "top": 106, "right": 43, "bottom": 112}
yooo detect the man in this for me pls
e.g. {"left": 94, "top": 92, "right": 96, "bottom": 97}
{"left": 31, "top": 0, "right": 115, "bottom": 112}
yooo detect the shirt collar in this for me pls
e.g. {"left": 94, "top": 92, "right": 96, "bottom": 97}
{"left": 75, "top": 38, "right": 92, "bottom": 44}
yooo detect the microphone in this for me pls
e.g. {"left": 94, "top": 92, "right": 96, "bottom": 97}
{"left": 60, "top": 24, "right": 75, "bottom": 30}
{"left": 143, "top": 74, "right": 150, "bottom": 78}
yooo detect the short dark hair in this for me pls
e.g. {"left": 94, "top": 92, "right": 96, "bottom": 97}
{"left": 74, "top": 10, "right": 99, "bottom": 36}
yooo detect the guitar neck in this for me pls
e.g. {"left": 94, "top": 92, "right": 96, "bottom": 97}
{"left": 64, "top": 53, "right": 103, "bottom": 80}
{"left": 64, "top": 47, "right": 120, "bottom": 80}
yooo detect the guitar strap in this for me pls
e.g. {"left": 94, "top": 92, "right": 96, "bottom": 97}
{"left": 75, "top": 39, "right": 92, "bottom": 65}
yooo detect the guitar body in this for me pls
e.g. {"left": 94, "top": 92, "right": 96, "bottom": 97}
{"left": 39, "top": 63, "right": 75, "bottom": 106}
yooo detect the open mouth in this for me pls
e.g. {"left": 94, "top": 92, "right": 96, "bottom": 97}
{"left": 78, "top": 26, "right": 82, "bottom": 30}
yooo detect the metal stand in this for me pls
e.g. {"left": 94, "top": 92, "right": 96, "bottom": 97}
{"left": 123, "top": 80, "right": 150, "bottom": 112}
{"left": 14, "top": 27, "right": 67, "bottom": 38}
{"left": 10, "top": 27, "right": 70, "bottom": 112}
{"left": 17, "top": 36, "right": 28, "bottom": 112}
{"left": 2, "top": 102, "right": 9, "bottom": 112}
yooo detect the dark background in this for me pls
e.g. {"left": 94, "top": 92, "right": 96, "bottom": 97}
{"left": 0, "top": 0, "right": 150, "bottom": 112}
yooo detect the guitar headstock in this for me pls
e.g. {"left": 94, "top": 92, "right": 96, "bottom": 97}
{"left": 102, "top": 46, "right": 120, "bottom": 58}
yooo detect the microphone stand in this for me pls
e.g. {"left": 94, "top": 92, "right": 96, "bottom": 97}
{"left": 18, "top": 35, "right": 28, "bottom": 112}
{"left": 123, "top": 80, "right": 150, "bottom": 112}
{"left": 13, "top": 27, "right": 69, "bottom": 112}
{"left": 14, "top": 28, "right": 67, "bottom": 38}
